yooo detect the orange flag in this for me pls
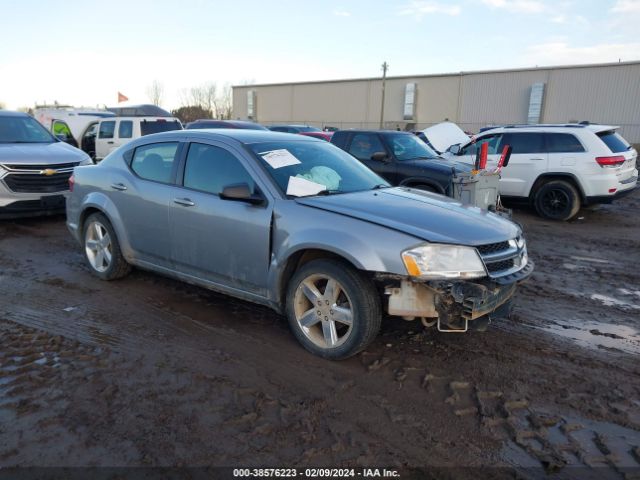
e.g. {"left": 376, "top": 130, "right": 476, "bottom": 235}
{"left": 117, "top": 92, "right": 129, "bottom": 103}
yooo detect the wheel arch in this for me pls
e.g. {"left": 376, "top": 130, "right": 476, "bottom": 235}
{"left": 529, "top": 173, "right": 586, "bottom": 204}
{"left": 78, "top": 193, "right": 133, "bottom": 259}
{"left": 276, "top": 248, "right": 368, "bottom": 311}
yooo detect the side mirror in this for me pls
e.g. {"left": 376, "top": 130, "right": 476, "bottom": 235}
{"left": 371, "top": 151, "right": 390, "bottom": 162}
{"left": 447, "top": 144, "right": 461, "bottom": 155}
{"left": 220, "top": 183, "right": 264, "bottom": 205}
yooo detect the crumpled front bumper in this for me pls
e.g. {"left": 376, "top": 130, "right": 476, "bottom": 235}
{"left": 385, "top": 260, "right": 534, "bottom": 329}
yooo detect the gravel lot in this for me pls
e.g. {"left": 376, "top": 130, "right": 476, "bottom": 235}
{"left": 1, "top": 189, "right": 639, "bottom": 479}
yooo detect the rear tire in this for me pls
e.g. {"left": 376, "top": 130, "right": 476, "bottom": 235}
{"left": 82, "top": 212, "right": 131, "bottom": 280}
{"left": 285, "top": 259, "right": 381, "bottom": 360}
{"left": 533, "top": 180, "right": 580, "bottom": 221}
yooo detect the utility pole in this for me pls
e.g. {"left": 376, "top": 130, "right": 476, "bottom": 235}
{"left": 379, "top": 61, "right": 388, "bottom": 129}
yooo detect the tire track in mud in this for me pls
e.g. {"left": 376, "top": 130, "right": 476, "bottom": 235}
{"left": 360, "top": 350, "right": 640, "bottom": 476}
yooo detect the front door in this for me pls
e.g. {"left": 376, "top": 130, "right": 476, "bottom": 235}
{"left": 168, "top": 142, "right": 273, "bottom": 296}
{"left": 347, "top": 133, "right": 397, "bottom": 183}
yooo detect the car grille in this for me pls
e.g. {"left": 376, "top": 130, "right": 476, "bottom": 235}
{"left": 476, "top": 238, "right": 526, "bottom": 278}
{"left": 1, "top": 163, "right": 78, "bottom": 194}
{"left": 476, "top": 241, "right": 510, "bottom": 255}
{"left": 486, "top": 258, "right": 515, "bottom": 273}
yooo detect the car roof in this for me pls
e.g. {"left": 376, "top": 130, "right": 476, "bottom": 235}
{"left": 0, "top": 110, "right": 30, "bottom": 118}
{"left": 335, "top": 129, "right": 412, "bottom": 135}
{"left": 481, "top": 123, "right": 619, "bottom": 134}
{"left": 144, "top": 128, "right": 322, "bottom": 144}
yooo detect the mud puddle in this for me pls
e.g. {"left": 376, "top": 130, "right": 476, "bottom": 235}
{"left": 536, "top": 320, "right": 640, "bottom": 355}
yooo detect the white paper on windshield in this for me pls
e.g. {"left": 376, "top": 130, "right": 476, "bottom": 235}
{"left": 260, "top": 149, "right": 301, "bottom": 169}
{"left": 286, "top": 176, "right": 326, "bottom": 197}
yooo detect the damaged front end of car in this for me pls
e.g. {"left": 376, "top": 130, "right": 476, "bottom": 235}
{"left": 379, "top": 236, "right": 533, "bottom": 332}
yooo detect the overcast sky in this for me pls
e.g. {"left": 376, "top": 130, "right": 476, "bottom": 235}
{"left": 1, "top": 0, "right": 638, "bottom": 110}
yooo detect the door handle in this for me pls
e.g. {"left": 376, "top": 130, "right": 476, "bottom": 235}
{"left": 530, "top": 158, "right": 545, "bottom": 161}
{"left": 110, "top": 183, "right": 127, "bottom": 191}
{"left": 107, "top": 141, "right": 114, "bottom": 144}
{"left": 173, "top": 198, "right": 195, "bottom": 207}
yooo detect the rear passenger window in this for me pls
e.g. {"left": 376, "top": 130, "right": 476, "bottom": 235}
{"left": 131, "top": 142, "right": 179, "bottom": 183}
{"left": 118, "top": 120, "right": 133, "bottom": 139}
{"left": 183, "top": 143, "right": 255, "bottom": 195}
{"left": 545, "top": 133, "right": 585, "bottom": 153}
{"left": 500, "top": 133, "right": 545, "bottom": 154}
{"left": 98, "top": 121, "right": 115, "bottom": 139}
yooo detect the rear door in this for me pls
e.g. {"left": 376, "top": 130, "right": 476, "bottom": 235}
{"left": 109, "top": 141, "right": 183, "bottom": 267}
{"left": 497, "top": 132, "right": 547, "bottom": 197}
{"left": 114, "top": 119, "right": 134, "bottom": 150}
{"left": 347, "top": 133, "right": 397, "bottom": 183}
{"left": 545, "top": 132, "right": 585, "bottom": 180}
{"left": 168, "top": 141, "right": 273, "bottom": 296}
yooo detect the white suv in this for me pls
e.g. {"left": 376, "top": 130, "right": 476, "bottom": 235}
{"left": 428, "top": 123, "right": 638, "bottom": 220}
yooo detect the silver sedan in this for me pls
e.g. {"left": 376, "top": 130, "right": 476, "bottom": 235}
{"left": 67, "top": 130, "right": 532, "bottom": 359}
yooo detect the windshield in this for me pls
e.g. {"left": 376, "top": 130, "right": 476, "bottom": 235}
{"left": 140, "top": 120, "right": 182, "bottom": 136}
{"left": 296, "top": 126, "right": 321, "bottom": 132}
{"left": 249, "top": 140, "right": 389, "bottom": 197}
{"left": 383, "top": 133, "right": 439, "bottom": 160}
{"left": 0, "top": 115, "right": 56, "bottom": 143}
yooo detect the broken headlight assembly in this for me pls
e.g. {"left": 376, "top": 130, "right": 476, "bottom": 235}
{"left": 401, "top": 244, "right": 487, "bottom": 280}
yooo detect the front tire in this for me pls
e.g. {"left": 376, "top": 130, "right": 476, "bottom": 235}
{"left": 533, "top": 180, "right": 580, "bottom": 221}
{"left": 83, "top": 212, "right": 131, "bottom": 280}
{"left": 285, "top": 259, "right": 381, "bottom": 360}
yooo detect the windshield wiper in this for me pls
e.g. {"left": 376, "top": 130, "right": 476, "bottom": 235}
{"left": 371, "top": 184, "right": 390, "bottom": 190}
{"left": 314, "top": 189, "right": 342, "bottom": 196}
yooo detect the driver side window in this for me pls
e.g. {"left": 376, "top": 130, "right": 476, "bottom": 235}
{"left": 348, "top": 134, "right": 385, "bottom": 161}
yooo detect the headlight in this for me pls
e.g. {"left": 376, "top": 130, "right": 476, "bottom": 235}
{"left": 401, "top": 244, "right": 487, "bottom": 280}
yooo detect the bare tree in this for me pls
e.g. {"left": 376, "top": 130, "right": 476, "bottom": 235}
{"left": 180, "top": 83, "right": 217, "bottom": 117}
{"left": 146, "top": 80, "right": 164, "bottom": 106}
{"left": 214, "top": 84, "right": 232, "bottom": 120}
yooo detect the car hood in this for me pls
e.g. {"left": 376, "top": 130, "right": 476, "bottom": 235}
{"left": 0, "top": 141, "right": 89, "bottom": 165}
{"left": 421, "top": 122, "right": 470, "bottom": 154}
{"left": 296, "top": 187, "right": 520, "bottom": 245}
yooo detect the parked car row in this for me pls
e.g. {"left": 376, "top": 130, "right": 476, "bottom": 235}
{"left": 2, "top": 104, "right": 635, "bottom": 359}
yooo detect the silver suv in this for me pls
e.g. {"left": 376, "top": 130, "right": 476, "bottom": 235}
{"left": 0, "top": 110, "right": 92, "bottom": 218}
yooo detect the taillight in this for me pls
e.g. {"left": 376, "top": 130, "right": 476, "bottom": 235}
{"left": 68, "top": 174, "right": 75, "bottom": 192}
{"left": 596, "top": 155, "right": 625, "bottom": 167}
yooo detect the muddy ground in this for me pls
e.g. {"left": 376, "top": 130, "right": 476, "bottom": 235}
{"left": 1, "top": 189, "right": 639, "bottom": 479}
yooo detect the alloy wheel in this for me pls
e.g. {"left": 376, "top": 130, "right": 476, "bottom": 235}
{"left": 85, "top": 221, "right": 112, "bottom": 273}
{"left": 293, "top": 273, "right": 354, "bottom": 349}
